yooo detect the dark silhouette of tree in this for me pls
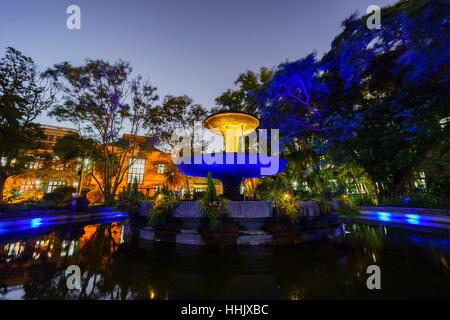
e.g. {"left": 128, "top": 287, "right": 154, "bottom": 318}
{"left": 0, "top": 47, "right": 57, "bottom": 201}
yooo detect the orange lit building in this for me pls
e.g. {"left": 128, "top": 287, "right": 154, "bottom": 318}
{"left": 3, "top": 124, "right": 221, "bottom": 203}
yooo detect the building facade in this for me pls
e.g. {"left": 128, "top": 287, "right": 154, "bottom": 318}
{"left": 3, "top": 124, "right": 221, "bottom": 204}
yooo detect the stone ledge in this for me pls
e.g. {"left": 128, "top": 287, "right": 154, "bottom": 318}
{"left": 227, "top": 201, "right": 273, "bottom": 218}
{"left": 173, "top": 201, "right": 202, "bottom": 218}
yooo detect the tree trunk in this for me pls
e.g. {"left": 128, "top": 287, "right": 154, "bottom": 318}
{"left": 351, "top": 174, "right": 363, "bottom": 199}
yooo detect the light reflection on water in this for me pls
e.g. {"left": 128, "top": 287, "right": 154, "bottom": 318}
{"left": 0, "top": 220, "right": 449, "bottom": 299}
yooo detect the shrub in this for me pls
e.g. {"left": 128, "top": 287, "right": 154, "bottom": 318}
{"left": 193, "top": 189, "right": 205, "bottom": 200}
{"left": 379, "top": 192, "right": 449, "bottom": 209}
{"left": 52, "top": 186, "right": 77, "bottom": 201}
{"left": 200, "top": 197, "right": 228, "bottom": 229}
{"left": 275, "top": 191, "right": 301, "bottom": 223}
{"left": 199, "top": 172, "right": 228, "bottom": 228}
{"left": 350, "top": 194, "right": 377, "bottom": 206}
{"left": 118, "top": 179, "right": 148, "bottom": 215}
{"left": 42, "top": 192, "right": 65, "bottom": 204}
{"left": 148, "top": 193, "right": 178, "bottom": 226}
{"left": 86, "top": 189, "right": 103, "bottom": 204}
{"left": 183, "top": 186, "right": 192, "bottom": 200}
{"left": 311, "top": 197, "right": 334, "bottom": 215}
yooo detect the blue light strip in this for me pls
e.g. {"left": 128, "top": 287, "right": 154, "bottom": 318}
{"left": 357, "top": 211, "right": 450, "bottom": 229}
{"left": 0, "top": 211, "right": 128, "bottom": 236}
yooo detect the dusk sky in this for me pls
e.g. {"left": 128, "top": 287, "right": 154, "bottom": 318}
{"left": 1, "top": 0, "right": 398, "bottom": 129}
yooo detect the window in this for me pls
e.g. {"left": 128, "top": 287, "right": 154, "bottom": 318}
{"left": 156, "top": 163, "right": 165, "bottom": 174}
{"left": 21, "top": 180, "right": 40, "bottom": 192}
{"left": 194, "top": 187, "right": 204, "bottom": 192}
{"left": 128, "top": 158, "right": 145, "bottom": 184}
{"left": 418, "top": 171, "right": 426, "bottom": 188}
{"left": 27, "top": 154, "right": 43, "bottom": 169}
{"left": 47, "top": 181, "right": 65, "bottom": 193}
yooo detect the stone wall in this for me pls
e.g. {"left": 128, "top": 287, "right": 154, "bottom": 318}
{"left": 227, "top": 201, "right": 273, "bottom": 218}
{"left": 139, "top": 200, "right": 335, "bottom": 219}
{"left": 173, "top": 201, "right": 202, "bottom": 218}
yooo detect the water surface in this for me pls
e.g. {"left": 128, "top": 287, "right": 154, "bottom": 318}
{"left": 0, "top": 219, "right": 449, "bottom": 299}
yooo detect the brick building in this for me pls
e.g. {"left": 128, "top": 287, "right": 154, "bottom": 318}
{"left": 3, "top": 124, "right": 221, "bottom": 203}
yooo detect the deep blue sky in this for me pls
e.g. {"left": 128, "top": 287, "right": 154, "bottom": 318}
{"left": 1, "top": 0, "right": 398, "bottom": 128}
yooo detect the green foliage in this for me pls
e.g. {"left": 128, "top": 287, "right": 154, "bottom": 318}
{"left": 427, "top": 171, "right": 450, "bottom": 202}
{"left": 193, "top": 189, "right": 205, "bottom": 200}
{"left": 335, "top": 207, "right": 361, "bottom": 216}
{"left": 145, "top": 95, "right": 208, "bottom": 153}
{"left": 199, "top": 197, "right": 228, "bottom": 229}
{"left": 213, "top": 67, "right": 273, "bottom": 116}
{"left": 205, "top": 172, "right": 217, "bottom": 202}
{"left": 118, "top": 178, "right": 148, "bottom": 215}
{"left": 311, "top": 197, "right": 334, "bottom": 216}
{"left": 0, "top": 47, "right": 56, "bottom": 201}
{"left": 274, "top": 191, "right": 301, "bottom": 224}
{"left": 379, "top": 192, "right": 449, "bottom": 210}
{"left": 349, "top": 195, "right": 377, "bottom": 207}
{"left": 0, "top": 198, "right": 68, "bottom": 212}
{"left": 53, "top": 133, "right": 97, "bottom": 163}
{"left": 183, "top": 186, "right": 192, "bottom": 200}
{"left": 44, "top": 59, "right": 158, "bottom": 205}
{"left": 200, "top": 172, "right": 228, "bottom": 228}
{"left": 147, "top": 193, "right": 178, "bottom": 227}
{"left": 333, "top": 195, "right": 361, "bottom": 216}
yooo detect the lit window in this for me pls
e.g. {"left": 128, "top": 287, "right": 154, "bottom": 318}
{"left": 47, "top": 181, "right": 66, "bottom": 193}
{"left": 194, "top": 187, "right": 204, "bottom": 192}
{"left": 302, "top": 182, "right": 310, "bottom": 191}
{"left": 21, "top": 180, "right": 40, "bottom": 192}
{"left": 156, "top": 163, "right": 165, "bottom": 174}
{"left": 418, "top": 171, "right": 426, "bottom": 188}
{"left": 128, "top": 158, "right": 145, "bottom": 184}
{"left": 1, "top": 157, "right": 6, "bottom": 167}
{"left": 440, "top": 117, "right": 449, "bottom": 129}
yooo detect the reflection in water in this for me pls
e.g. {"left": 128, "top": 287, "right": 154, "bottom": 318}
{"left": 0, "top": 221, "right": 449, "bottom": 299}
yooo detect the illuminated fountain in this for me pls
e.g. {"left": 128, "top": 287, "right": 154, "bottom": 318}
{"left": 176, "top": 112, "right": 288, "bottom": 200}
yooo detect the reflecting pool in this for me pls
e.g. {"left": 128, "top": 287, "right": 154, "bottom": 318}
{"left": 0, "top": 219, "right": 449, "bottom": 299}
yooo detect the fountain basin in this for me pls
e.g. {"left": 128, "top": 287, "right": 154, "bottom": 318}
{"left": 176, "top": 153, "right": 288, "bottom": 199}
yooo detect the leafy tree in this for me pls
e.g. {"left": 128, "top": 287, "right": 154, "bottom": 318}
{"left": 214, "top": 67, "right": 273, "bottom": 116}
{"left": 44, "top": 60, "right": 158, "bottom": 204}
{"left": 257, "top": 54, "right": 328, "bottom": 145}
{"left": 320, "top": 0, "right": 449, "bottom": 200}
{"left": 53, "top": 133, "right": 98, "bottom": 194}
{"left": 146, "top": 95, "right": 208, "bottom": 153}
{"left": 163, "top": 161, "right": 188, "bottom": 192}
{"left": 0, "top": 47, "right": 57, "bottom": 201}
{"left": 205, "top": 171, "right": 217, "bottom": 202}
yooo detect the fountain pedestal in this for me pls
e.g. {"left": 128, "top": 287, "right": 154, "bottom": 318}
{"left": 175, "top": 112, "right": 287, "bottom": 200}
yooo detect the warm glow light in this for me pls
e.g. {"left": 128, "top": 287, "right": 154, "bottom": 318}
{"left": 204, "top": 112, "right": 259, "bottom": 153}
